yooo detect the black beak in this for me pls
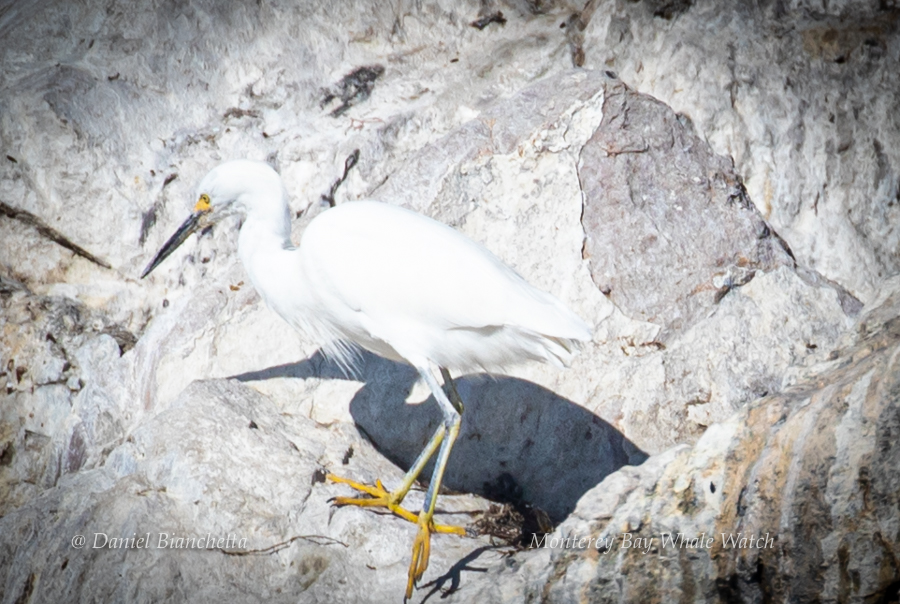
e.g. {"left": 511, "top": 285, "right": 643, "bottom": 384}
{"left": 140, "top": 210, "right": 209, "bottom": 278}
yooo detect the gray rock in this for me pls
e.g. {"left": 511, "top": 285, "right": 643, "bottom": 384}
{"left": 0, "top": 379, "right": 495, "bottom": 604}
{"left": 579, "top": 0, "right": 900, "bottom": 302}
{"left": 0, "top": 282, "right": 135, "bottom": 515}
{"left": 580, "top": 80, "right": 795, "bottom": 336}
{"left": 502, "top": 277, "right": 900, "bottom": 604}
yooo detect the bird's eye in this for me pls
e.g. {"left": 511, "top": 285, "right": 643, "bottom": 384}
{"left": 194, "top": 193, "right": 212, "bottom": 213}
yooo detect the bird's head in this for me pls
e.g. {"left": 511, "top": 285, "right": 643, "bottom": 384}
{"left": 141, "top": 160, "right": 286, "bottom": 278}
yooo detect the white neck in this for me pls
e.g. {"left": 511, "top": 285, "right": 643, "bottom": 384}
{"left": 243, "top": 180, "right": 292, "bottom": 235}
{"left": 236, "top": 185, "right": 294, "bottom": 290}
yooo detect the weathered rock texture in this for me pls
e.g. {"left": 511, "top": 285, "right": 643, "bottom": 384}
{"left": 579, "top": 0, "right": 900, "bottom": 303}
{"left": 0, "top": 379, "right": 493, "bottom": 603}
{"left": 581, "top": 81, "right": 796, "bottom": 336}
{"left": 0, "top": 0, "right": 897, "bottom": 602}
{"left": 0, "top": 284, "right": 137, "bottom": 515}
{"left": 495, "top": 277, "right": 900, "bottom": 604}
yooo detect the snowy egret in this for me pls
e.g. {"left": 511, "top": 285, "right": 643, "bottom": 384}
{"left": 141, "top": 159, "right": 591, "bottom": 598}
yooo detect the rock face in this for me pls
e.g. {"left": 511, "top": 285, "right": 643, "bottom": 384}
{"left": 0, "top": 378, "right": 492, "bottom": 603}
{"left": 580, "top": 80, "right": 796, "bottom": 336}
{"left": 578, "top": 0, "right": 900, "bottom": 303}
{"left": 502, "top": 278, "right": 900, "bottom": 604}
{"left": 0, "top": 284, "right": 136, "bottom": 515}
{"left": 0, "top": 1, "right": 897, "bottom": 602}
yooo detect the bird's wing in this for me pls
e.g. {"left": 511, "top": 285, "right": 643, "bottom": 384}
{"left": 299, "top": 201, "right": 589, "bottom": 368}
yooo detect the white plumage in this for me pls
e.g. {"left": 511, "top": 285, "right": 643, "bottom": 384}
{"left": 142, "top": 159, "right": 591, "bottom": 598}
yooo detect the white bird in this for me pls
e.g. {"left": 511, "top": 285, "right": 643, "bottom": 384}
{"left": 142, "top": 159, "right": 591, "bottom": 599}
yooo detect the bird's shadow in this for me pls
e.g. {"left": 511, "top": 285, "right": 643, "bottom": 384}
{"left": 419, "top": 545, "right": 495, "bottom": 601}
{"left": 232, "top": 350, "right": 647, "bottom": 523}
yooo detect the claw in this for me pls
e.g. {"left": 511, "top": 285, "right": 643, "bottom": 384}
{"left": 327, "top": 473, "right": 420, "bottom": 523}
{"left": 328, "top": 437, "right": 466, "bottom": 600}
{"left": 327, "top": 473, "right": 467, "bottom": 534}
{"left": 406, "top": 516, "right": 433, "bottom": 600}
{"left": 329, "top": 473, "right": 466, "bottom": 600}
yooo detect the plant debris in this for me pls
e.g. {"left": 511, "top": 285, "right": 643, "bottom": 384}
{"left": 321, "top": 65, "right": 385, "bottom": 117}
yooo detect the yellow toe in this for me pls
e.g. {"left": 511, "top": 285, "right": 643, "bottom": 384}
{"left": 326, "top": 473, "right": 385, "bottom": 497}
{"left": 327, "top": 473, "right": 421, "bottom": 524}
{"left": 406, "top": 517, "right": 432, "bottom": 599}
{"left": 329, "top": 472, "right": 468, "bottom": 600}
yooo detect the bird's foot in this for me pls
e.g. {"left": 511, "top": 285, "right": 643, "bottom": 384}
{"left": 327, "top": 473, "right": 420, "bottom": 524}
{"left": 406, "top": 514, "right": 433, "bottom": 600}
{"left": 327, "top": 474, "right": 467, "bottom": 536}
{"left": 404, "top": 511, "right": 467, "bottom": 599}
{"left": 328, "top": 473, "right": 466, "bottom": 600}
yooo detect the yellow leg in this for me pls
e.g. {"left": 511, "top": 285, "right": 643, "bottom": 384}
{"left": 327, "top": 425, "right": 467, "bottom": 535}
{"left": 327, "top": 415, "right": 445, "bottom": 516}
{"left": 328, "top": 366, "right": 467, "bottom": 600}
{"left": 405, "top": 369, "right": 464, "bottom": 599}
